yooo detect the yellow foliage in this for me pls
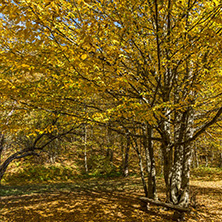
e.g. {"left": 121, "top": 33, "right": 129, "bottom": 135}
{"left": 0, "top": 0, "right": 221, "bottom": 138}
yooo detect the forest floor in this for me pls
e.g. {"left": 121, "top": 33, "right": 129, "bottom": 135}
{"left": 0, "top": 171, "right": 221, "bottom": 221}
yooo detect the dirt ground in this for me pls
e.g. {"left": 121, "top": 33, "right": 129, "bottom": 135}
{"left": 0, "top": 177, "right": 221, "bottom": 221}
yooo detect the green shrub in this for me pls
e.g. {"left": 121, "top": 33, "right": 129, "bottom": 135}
{"left": 88, "top": 155, "right": 119, "bottom": 177}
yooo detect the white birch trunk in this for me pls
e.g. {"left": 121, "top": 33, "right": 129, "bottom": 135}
{"left": 84, "top": 124, "right": 88, "bottom": 173}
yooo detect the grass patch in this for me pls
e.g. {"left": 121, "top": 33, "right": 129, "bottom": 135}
{"left": 191, "top": 166, "right": 222, "bottom": 180}
{"left": 0, "top": 182, "right": 85, "bottom": 197}
{"left": 0, "top": 175, "right": 138, "bottom": 197}
{"left": 80, "top": 171, "right": 122, "bottom": 179}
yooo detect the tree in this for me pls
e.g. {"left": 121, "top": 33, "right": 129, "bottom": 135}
{"left": 0, "top": 105, "right": 84, "bottom": 181}
{"left": 0, "top": 0, "right": 222, "bottom": 208}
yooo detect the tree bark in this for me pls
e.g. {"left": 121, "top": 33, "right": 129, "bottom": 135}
{"left": 123, "top": 133, "right": 130, "bottom": 177}
{"left": 219, "top": 152, "right": 222, "bottom": 168}
{"left": 0, "top": 149, "right": 37, "bottom": 181}
{"left": 106, "top": 126, "right": 113, "bottom": 162}
{"left": 162, "top": 142, "right": 173, "bottom": 203}
{"left": 170, "top": 108, "right": 194, "bottom": 208}
{"left": 144, "top": 124, "right": 157, "bottom": 200}
{"left": 0, "top": 133, "right": 4, "bottom": 165}
{"left": 140, "top": 197, "right": 190, "bottom": 212}
{"left": 170, "top": 111, "right": 188, "bottom": 205}
{"left": 133, "top": 137, "right": 148, "bottom": 197}
{"left": 83, "top": 124, "right": 88, "bottom": 173}
{"left": 192, "top": 143, "right": 199, "bottom": 168}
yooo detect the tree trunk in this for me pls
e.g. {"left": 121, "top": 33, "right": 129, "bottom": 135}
{"left": 170, "top": 111, "right": 187, "bottom": 205}
{"left": 120, "top": 136, "right": 125, "bottom": 172}
{"left": 0, "top": 154, "right": 17, "bottom": 181}
{"left": 205, "top": 152, "right": 208, "bottom": 167}
{"left": 0, "top": 133, "right": 4, "bottom": 165}
{"left": 192, "top": 143, "right": 199, "bottom": 168}
{"left": 83, "top": 124, "right": 88, "bottom": 173}
{"left": 170, "top": 109, "right": 193, "bottom": 208}
{"left": 219, "top": 152, "right": 222, "bottom": 168}
{"left": 123, "top": 133, "right": 130, "bottom": 177}
{"left": 133, "top": 137, "right": 148, "bottom": 197}
{"left": 145, "top": 124, "right": 157, "bottom": 200}
{"left": 162, "top": 142, "right": 173, "bottom": 203}
{"left": 106, "top": 127, "right": 113, "bottom": 162}
{"left": 160, "top": 105, "right": 173, "bottom": 203}
{"left": 0, "top": 149, "right": 36, "bottom": 182}
{"left": 170, "top": 144, "right": 184, "bottom": 205}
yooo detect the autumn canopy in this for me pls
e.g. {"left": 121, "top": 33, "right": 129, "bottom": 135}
{"left": 0, "top": 0, "right": 222, "bottom": 208}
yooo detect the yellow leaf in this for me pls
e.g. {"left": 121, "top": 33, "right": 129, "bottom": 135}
{"left": 81, "top": 54, "right": 87, "bottom": 60}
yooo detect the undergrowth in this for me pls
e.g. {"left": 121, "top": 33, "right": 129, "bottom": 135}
{"left": 2, "top": 164, "right": 78, "bottom": 185}
{"left": 2, "top": 162, "right": 122, "bottom": 185}
{"left": 191, "top": 166, "right": 222, "bottom": 180}
{"left": 3, "top": 162, "right": 222, "bottom": 186}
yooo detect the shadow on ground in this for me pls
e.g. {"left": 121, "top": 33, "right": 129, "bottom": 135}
{"left": 0, "top": 178, "right": 172, "bottom": 222}
{"left": 0, "top": 178, "right": 221, "bottom": 221}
